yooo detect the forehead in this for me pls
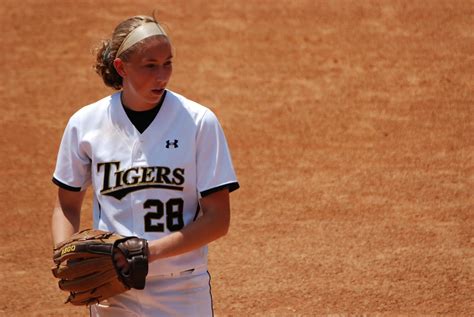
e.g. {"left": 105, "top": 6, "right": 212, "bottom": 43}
{"left": 128, "top": 36, "right": 173, "bottom": 60}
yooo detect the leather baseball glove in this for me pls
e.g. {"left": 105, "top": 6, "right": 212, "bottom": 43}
{"left": 52, "top": 229, "right": 149, "bottom": 306}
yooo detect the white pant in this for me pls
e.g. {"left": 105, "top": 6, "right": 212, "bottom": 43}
{"left": 90, "top": 270, "right": 213, "bottom": 317}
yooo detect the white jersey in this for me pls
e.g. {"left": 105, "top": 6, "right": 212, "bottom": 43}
{"left": 53, "top": 90, "right": 239, "bottom": 276}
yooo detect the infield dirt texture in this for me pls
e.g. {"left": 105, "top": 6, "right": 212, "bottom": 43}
{"left": 1, "top": 0, "right": 472, "bottom": 316}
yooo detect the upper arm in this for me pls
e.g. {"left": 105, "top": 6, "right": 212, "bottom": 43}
{"left": 199, "top": 188, "right": 231, "bottom": 234}
{"left": 56, "top": 187, "right": 87, "bottom": 214}
{"left": 51, "top": 187, "right": 87, "bottom": 245}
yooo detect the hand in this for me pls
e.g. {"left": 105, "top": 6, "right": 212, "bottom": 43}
{"left": 112, "top": 236, "right": 149, "bottom": 289}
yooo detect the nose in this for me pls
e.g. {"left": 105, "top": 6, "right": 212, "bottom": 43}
{"left": 155, "top": 66, "right": 171, "bottom": 83}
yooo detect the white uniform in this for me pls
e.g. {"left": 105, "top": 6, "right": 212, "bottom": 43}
{"left": 53, "top": 90, "right": 239, "bottom": 316}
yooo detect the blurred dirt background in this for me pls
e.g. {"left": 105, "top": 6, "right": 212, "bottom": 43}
{"left": 1, "top": 0, "right": 473, "bottom": 316}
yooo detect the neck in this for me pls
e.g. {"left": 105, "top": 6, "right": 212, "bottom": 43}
{"left": 120, "top": 91, "right": 165, "bottom": 112}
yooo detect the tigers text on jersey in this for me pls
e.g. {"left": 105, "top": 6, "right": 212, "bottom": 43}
{"left": 53, "top": 90, "right": 239, "bottom": 276}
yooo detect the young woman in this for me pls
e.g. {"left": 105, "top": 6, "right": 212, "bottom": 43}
{"left": 51, "top": 15, "right": 239, "bottom": 316}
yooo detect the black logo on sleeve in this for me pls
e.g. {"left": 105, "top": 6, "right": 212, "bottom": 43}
{"left": 166, "top": 139, "right": 179, "bottom": 148}
{"left": 97, "top": 162, "right": 185, "bottom": 200}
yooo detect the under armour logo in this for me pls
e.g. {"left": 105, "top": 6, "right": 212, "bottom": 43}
{"left": 166, "top": 139, "right": 179, "bottom": 148}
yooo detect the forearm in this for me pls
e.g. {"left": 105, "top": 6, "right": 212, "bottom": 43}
{"left": 148, "top": 212, "right": 229, "bottom": 262}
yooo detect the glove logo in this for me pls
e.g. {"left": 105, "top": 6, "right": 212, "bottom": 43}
{"left": 61, "top": 245, "right": 76, "bottom": 256}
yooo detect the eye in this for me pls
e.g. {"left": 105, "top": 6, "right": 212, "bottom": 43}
{"left": 145, "top": 64, "right": 156, "bottom": 68}
{"left": 164, "top": 60, "right": 173, "bottom": 67}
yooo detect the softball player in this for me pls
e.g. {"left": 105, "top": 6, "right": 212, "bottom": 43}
{"left": 51, "top": 15, "right": 239, "bottom": 316}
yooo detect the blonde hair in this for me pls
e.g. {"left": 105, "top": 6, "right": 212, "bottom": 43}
{"left": 94, "top": 15, "right": 168, "bottom": 90}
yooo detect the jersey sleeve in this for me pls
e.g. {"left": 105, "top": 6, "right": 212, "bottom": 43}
{"left": 52, "top": 114, "right": 92, "bottom": 191}
{"left": 196, "top": 109, "right": 239, "bottom": 197}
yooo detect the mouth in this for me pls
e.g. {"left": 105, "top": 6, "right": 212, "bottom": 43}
{"left": 151, "top": 88, "right": 165, "bottom": 95}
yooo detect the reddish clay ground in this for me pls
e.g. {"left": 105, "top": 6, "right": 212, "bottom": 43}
{"left": 1, "top": 0, "right": 473, "bottom": 316}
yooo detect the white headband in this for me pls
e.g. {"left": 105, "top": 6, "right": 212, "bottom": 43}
{"left": 116, "top": 22, "right": 167, "bottom": 57}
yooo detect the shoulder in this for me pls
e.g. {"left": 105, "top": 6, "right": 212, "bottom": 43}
{"left": 67, "top": 93, "right": 118, "bottom": 127}
{"left": 165, "top": 90, "right": 218, "bottom": 124}
{"left": 166, "top": 90, "right": 211, "bottom": 116}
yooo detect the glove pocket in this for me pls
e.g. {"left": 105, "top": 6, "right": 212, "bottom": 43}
{"left": 52, "top": 256, "right": 115, "bottom": 279}
{"left": 58, "top": 268, "right": 118, "bottom": 292}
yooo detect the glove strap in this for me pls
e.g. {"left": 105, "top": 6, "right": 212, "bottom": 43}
{"left": 113, "top": 237, "right": 149, "bottom": 289}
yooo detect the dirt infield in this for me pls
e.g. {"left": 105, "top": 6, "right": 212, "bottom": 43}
{"left": 1, "top": 0, "right": 472, "bottom": 316}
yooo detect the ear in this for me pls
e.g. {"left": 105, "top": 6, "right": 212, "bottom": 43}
{"left": 113, "top": 58, "right": 127, "bottom": 77}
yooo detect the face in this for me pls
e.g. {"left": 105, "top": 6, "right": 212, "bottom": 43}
{"left": 114, "top": 36, "right": 173, "bottom": 111}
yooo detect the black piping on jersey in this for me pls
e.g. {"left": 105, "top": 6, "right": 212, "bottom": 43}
{"left": 52, "top": 177, "right": 82, "bottom": 192}
{"left": 207, "top": 270, "right": 215, "bottom": 317}
{"left": 200, "top": 182, "right": 240, "bottom": 198}
{"left": 193, "top": 204, "right": 201, "bottom": 222}
{"left": 98, "top": 201, "right": 102, "bottom": 220}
